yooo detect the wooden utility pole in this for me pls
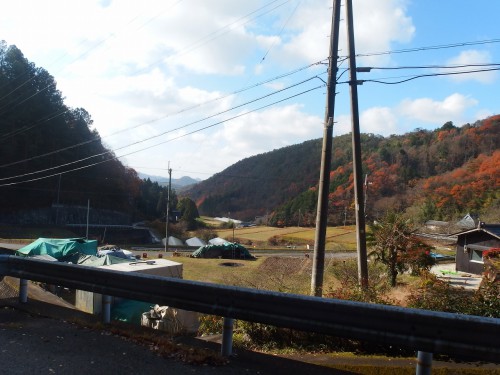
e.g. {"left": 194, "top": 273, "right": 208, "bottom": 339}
{"left": 345, "top": 0, "right": 368, "bottom": 287}
{"left": 165, "top": 163, "right": 172, "bottom": 252}
{"left": 311, "top": 0, "right": 341, "bottom": 297}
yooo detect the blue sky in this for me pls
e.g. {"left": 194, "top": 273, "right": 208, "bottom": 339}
{"left": 1, "top": 0, "right": 498, "bottom": 181}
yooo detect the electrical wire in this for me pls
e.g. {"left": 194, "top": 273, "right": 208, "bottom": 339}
{"left": 259, "top": 0, "right": 301, "bottom": 63}
{"left": 160, "top": 0, "right": 292, "bottom": 65}
{"left": 0, "top": 1, "right": 288, "bottom": 117}
{"left": 0, "top": 1, "right": 186, "bottom": 106}
{"left": 353, "top": 38, "right": 500, "bottom": 58}
{"left": 0, "top": 84, "right": 324, "bottom": 187}
{"left": 352, "top": 67, "right": 500, "bottom": 85}
{"left": 0, "top": 60, "right": 326, "bottom": 167}
{"left": 0, "top": 75, "right": 324, "bottom": 181}
{"left": 358, "top": 63, "right": 500, "bottom": 70}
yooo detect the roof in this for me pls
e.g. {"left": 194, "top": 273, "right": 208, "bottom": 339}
{"left": 456, "top": 224, "right": 500, "bottom": 240}
{"left": 161, "top": 236, "right": 184, "bottom": 246}
{"left": 425, "top": 220, "right": 449, "bottom": 226}
{"left": 185, "top": 237, "right": 206, "bottom": 247}
{"left": 456, "top": 213, "right": 479, "bottom": 229}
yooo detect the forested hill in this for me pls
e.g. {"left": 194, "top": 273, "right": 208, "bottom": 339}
{"left": 184, "top": 116, "right": 500, "bottom": 224}
{"left": 0, "top": 42, "right": 173, "bottom": 223}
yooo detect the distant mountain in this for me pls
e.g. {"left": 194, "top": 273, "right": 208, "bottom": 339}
{"left": 183, "top": 116, "right": 500, "bottom": 225}
{"left": 138, "top": 173, "right": 201, "bottom": 190}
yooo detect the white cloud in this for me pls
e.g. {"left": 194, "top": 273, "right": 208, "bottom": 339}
{"left": 2, "top": 0, "right": 494, "bottom": 181}
{"left": 334, "top": 107, "right": 402, "bottom": 137}
{"left": 443, "top": 50, "right": 497, "bottom": 84}
{"left": 398, "top": 93, "right": 478, "bottom": 124}
{"left": 360, "top": 107, "right": 399, "bottom": 135}
{"left": 333, "top": 114, "right": 352, "bottom": 136}
{"left": 278, "top": 0, "right": 415, "bottom": 66}
{"left": 168, "top": 105, "right": 322, "bottom": 174}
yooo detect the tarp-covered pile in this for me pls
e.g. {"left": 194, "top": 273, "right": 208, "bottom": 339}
{"left": 191, "top": 243, "right": 254, "bottom": 259}
{"left": 16, "top": 238, "right": 97, "bottom": 262}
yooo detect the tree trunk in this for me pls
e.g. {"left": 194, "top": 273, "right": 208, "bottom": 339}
{"left": 390, "top": 268, "right": 398, "bottom": 287}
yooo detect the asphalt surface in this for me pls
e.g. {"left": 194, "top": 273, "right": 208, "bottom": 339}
{"left": 1, "top": 246, "right": 498, "bottom": 374}
{"left": 0, "top": 279, "right": 351, "bottom": 375}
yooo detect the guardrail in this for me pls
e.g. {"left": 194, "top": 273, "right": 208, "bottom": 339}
{"left": 1, "top": 255, "right": 499, "bottom": 366}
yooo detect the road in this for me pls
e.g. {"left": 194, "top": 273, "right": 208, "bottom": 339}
{"left": 130, "top": 247, "right": 358, "bottom": 259}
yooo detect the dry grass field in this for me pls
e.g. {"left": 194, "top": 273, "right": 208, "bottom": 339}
{"left": 153, "top": 254, "right": 355, "bottom": 295}
{"left": 215, "top": 225, "right": 357, "bottom": 251}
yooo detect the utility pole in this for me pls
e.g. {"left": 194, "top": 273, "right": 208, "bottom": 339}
{"left": 56, "top": 173, "right": 61, "bottom": 225}
{"left": 165, "top": 163, "right": 172, "bottom": 252}
{"left": 345, "top": 0, "right": 368, "bottom": 288}
{"left": 86, "top": 199, "right": 90, "bottom": 240}
{"left": 311, "top": 0, "right": 341, "bottom": 297}
{"left": 364, "top": 174, "right": 369, "bottom": 215}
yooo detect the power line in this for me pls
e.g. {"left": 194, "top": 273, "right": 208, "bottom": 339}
{"left": 357, "top": 62, "right": 500, "bottom": 70}
{"left": 0, "top": 65, "right": 325, "bottom": 169}
{"left": 0, "top": 1, "right": 186, "bottom": 107}
{"left": 354, "top": 67, "right": 500, "bottom": 85}
{"left": 259, "top": 0, "right": 301, "bottom": 63}
{"left": 167, "top": 0, "right": 292, "bottom": 60}
{"left": 0, "top": 1, "right": 289, "bottom": 113}
{"left": 353, "top": 38, "right": 500, "bottom": 58}
{"left": 0, "top": 85, "right": 324, "bottom": 186}
{"left": 3, "top": 61, "right": 494, "bottom": 184}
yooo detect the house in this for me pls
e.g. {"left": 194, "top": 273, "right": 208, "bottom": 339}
{"left": 424, "top": 220, "right": 450, "bottom": 233}
{"left": 455, "top": 223, "right": 500, "bottom": 275}
{"left": 456, "top": 213, "right": 479, "bottom": 230}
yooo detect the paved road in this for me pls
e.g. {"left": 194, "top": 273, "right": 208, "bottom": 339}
{"left": 1, "top": 277, "right": 348, "bottom": 375}
{"left": 0, "top": 303, "right": 351, "bottom": 375}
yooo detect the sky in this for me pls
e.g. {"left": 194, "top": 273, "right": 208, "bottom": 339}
{"left": 1, "top": 0, "right": 499, "bottom": 182}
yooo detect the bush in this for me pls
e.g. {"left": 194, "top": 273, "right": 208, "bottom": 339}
{"left": 407, "top": 272, "right": 500, "bottom": 318}
{"left": 195, "top": 228, "right": 218, "bottom": 243}
{"left": 325, "top": 259, "right": 393, "bottom": 304}
{"left": 401, "top": 249, "right": 435, "bottom": 276}
{"left": 198, "top": 315, "right": 224, "bottom": 336}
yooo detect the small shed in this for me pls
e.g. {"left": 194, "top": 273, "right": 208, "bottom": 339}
{"left": 455, "top": 223, "right": 500, "bottom": 275}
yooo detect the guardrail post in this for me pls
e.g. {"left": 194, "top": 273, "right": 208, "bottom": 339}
{"left": 221, "top": 317, "right": 234, "bottom": 357}
{"left": 19, "top": 279, "right": 28, "bottom": 303}
{"left": 416, "top": 351, "right": 433, "bottom": 375}
{"left": 102, "top": 295, "right": 112, "bottom": 323}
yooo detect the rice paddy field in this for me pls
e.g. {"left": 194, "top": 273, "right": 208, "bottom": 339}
{"left": 215, "top": 224, "right": 357, "bottom": 251}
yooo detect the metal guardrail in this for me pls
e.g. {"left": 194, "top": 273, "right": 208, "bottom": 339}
{"left": 1, "top": 255, "right": 499, "bottom": 363}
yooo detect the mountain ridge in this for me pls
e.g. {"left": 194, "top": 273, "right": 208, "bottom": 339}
{"left": 182, "top": 116, "right": 500, "bottom": 224}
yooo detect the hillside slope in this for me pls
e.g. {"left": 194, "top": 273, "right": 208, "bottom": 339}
{"left": 183, "top": 117, "right": 500, "bottom": 224}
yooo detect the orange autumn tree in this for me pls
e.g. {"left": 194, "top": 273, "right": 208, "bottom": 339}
{"left": 419, "top": 151, "right": 500, "bottom": 218}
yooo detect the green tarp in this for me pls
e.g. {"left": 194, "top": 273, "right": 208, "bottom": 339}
{"left": 191, "top": 243, "right": 254, "bottom": 259}
{"left": 16, "top": 238, "right": 97, "bottom": 261}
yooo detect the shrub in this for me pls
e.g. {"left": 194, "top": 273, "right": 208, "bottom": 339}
{"left": 198, "top": 315, "right": 224, "bottom": 336}
{"left": 401, "top": 249, "right": 435, "bottom": 276}
{"left": 407, "top": 271, "right": 500, "bottom": 318}
{"left": 325, "top": 259, "right": 392, "bottom": 304}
